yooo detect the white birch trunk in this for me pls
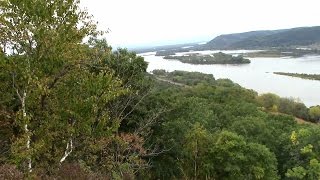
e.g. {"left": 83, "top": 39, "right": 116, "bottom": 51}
{"left": 60, "top": 138, "right": 73, "bottom": 164}
{"left": 21, "top": 91, "right": 32, "bottom": 172}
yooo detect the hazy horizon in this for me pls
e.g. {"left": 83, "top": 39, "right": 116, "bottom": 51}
{"left": 81, "top": 0, "right": 320, "bottom": 48}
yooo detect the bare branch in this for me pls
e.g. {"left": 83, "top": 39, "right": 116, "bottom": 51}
{"left": 120, "top": 92, "right": 149, "bottom": 122}
{"left": 141, "top": 148, "right": 172, "bottom": 158}
{"left": 12, "top": 73, "right": 23, "bottom": 102}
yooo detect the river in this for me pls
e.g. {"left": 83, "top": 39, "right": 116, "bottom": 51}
{"left": 140, "top": 50, "right": 320, "bottom": 107}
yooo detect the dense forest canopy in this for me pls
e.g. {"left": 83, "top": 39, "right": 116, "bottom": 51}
{"left": 1, "top": 0, "right": 320, "bottom": 179}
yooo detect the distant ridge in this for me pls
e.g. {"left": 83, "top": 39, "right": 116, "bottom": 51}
{"left": 206, "top": 26, "right": 320, "bottom": 49}
{"left": 135, "top": 26, "right": 320, "bottom": 53}
{"left": 206, "top": 30, "right": 282, "bottom": 49}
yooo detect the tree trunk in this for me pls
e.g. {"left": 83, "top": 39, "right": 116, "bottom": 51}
{"left": 21, "top": 91, "right": 32, "bottom": 172}
{"left": 59, "top": 138, "right": 73, "bottom": 164}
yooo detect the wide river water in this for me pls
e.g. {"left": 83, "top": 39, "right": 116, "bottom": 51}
{"left": 140, "top": 50, "right": 320, "bottom": 107}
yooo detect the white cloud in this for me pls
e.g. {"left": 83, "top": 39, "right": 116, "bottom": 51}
{"left": 81, "top": 0, "right": 320, "bottom": 48}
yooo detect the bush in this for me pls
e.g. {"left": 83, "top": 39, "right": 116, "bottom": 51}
{"left": 55, "top": 163, "right": 110, "bottom": 180}
{"left": 0, "top": 164, "right": 24, "bottom": 179}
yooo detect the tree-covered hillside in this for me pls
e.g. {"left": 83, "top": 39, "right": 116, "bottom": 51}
{"left": 150, "top": 26, "right": 320, "bottom": 57}
{"left": 1, "top": 0, "right": 320, "bottom": 179}
{"left": 207, "top": 26, "right": 320, "bottom": 49}
{"left": 206, "top": 30, "right": 282, "bottom": 49}
{"left": 144, "top": 70, "right": 320, "bottom": 179}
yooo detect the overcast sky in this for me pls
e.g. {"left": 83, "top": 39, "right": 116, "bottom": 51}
{"left": 81, "top": 0, "right": 320, "bottom": 48}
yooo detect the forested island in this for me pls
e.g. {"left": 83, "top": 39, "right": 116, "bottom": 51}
{"left": 155, "top": 48, "right": 320, "bottom": 59}
{"left": 155, "top": 50, "right": 176, "bottom": 56}
{"left": 163, "top": 52, "right": 251, "bottom": 64}
{"left": 244, "top": 48, "right": 320, "bottom": 58}
{"left": 1, "top": 0, "right": 320, "bottom": 179}
{"left": 274, "top": 72, "right": 320, "bottom": 81}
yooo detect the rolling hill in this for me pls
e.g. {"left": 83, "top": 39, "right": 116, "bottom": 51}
{"left": 206, "top": 26, "right": 320, "bottom": 49}
{"left": 135, "top": 26, "right": 320, "bottom": 54}
{"left": 205, "top": 30, "right": 282, "bottom": 49}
